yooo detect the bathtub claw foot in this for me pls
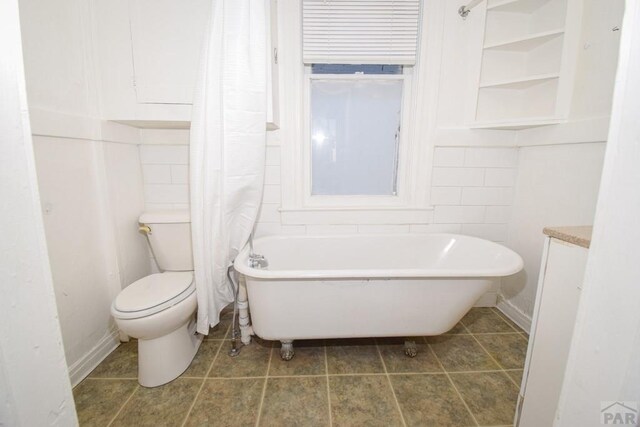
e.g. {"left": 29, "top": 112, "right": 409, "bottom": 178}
{"left": 280, "top": 340, "right": 295, "bottom": 361}
{"left": 404, "top": 340, "right": 418, "bottom": 358}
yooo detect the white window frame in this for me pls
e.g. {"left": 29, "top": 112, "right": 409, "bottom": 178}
{"left": 278, "top": 0, "right": 441, "bottom": 225}
{"left": 303, "top": 67, "right": 413, "bottom": 208}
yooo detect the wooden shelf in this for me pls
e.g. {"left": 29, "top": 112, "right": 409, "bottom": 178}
{"left": 469, "top": 117, "right": 564, "bottom": 130}
{"left": 479, "top": 73, "right": 560, "bottom": 89}
{"left": 484, "top": 29, "right": 564, "bottom": 51}
{"left": 487, "top": 0, "right": 554, "bottom": 13}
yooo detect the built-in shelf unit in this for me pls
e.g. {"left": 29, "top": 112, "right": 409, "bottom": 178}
{"left": 467, "top": 0, "right": 582, "bottom": 129}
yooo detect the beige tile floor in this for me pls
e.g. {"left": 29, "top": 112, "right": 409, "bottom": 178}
{"left": 74, "top": 307, "right": 528, "bottom": 427}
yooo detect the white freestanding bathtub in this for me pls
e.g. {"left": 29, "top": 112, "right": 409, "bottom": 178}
{"left": 235, "top": 234, "right": 523, "bottom": 359}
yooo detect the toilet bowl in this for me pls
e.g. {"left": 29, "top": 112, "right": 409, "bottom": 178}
{"left": 111, "top": 272, "right": 202, "bottom": 387}
{"left": 111, "top": 210, "right": 202, "bottom": 387}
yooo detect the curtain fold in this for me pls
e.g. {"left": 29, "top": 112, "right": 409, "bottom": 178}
{"left": 190, "top": 0, "right": 267, "bottom": 334}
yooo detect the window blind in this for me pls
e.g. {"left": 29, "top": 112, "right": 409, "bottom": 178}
{"left": 302, "top": 0, "right": 421, "bottom": 65}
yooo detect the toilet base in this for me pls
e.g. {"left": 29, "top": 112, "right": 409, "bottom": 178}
{"left": 137, "top": 317, "right": 203, "bottom": 387}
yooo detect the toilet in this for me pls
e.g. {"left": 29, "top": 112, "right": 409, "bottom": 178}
{"left": 111, "top": 210, "right": 202, "bottom": 387}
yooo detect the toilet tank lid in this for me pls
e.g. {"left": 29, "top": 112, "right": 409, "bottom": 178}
{"left": 139, "top": 210, "right": 190, "bottom": 224}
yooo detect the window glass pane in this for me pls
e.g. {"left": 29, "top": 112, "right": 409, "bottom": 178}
{"left": 311, "top": 64, "right": 403, "bottom": 75}
{"left": 311, "top": 79, "right": 403, "bottom": 196}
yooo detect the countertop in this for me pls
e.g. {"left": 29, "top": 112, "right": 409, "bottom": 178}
{"left": 543, "top": 226, "right": 593, "bottom": 249}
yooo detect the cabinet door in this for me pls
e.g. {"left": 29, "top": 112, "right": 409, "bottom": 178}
{"left": 518, "top": 238, "right": 588, "bottom": 426}
{"left": 130, "top": 0, "right": 211, "bottom": 104}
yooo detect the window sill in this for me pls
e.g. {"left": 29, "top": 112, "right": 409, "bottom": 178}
{"left": 279, "top": 207, "right": 434, "bottom": 225}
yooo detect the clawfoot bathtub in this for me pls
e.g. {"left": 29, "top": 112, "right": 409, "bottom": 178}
{"left": 235, "top": 234, "right": 523, "bottom": 360}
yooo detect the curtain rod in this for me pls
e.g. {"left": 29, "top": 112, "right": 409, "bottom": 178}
{"left": 458, "top": 0, "right": 483, "bottom": 18}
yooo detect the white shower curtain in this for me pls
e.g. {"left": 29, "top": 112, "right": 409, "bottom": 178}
{"left": 190, "top": 0, "right": 267, "bottom": 334}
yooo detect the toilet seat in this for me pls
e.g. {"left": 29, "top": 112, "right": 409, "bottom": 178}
{"left": 112, "top": 272, "right": 195, "bottom": 320}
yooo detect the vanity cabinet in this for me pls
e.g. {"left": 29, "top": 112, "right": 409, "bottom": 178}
{"left": 516, "top": 228, "right": 591, "bottom": 426}
{"left": 94, "top": 0, "right": 279, "bottom": 129}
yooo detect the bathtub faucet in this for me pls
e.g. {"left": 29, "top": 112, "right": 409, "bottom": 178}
{"left": 248, "top": 253, "right": 269, "bottom": 269}
{"left": 248, "top": 232, "right": 269, "bottom": 269}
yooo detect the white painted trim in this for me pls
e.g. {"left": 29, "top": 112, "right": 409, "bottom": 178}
{"left": 28, "top": 108, "right": 142, "bottom": 144}
{"left": 515, "top": 116, "right": 611, "bottom": 147}
{"left": 434, "top": 116, "right": 611, "bottom": 148}
{"left": 433, "top": 128, "right": 517, "bottom": 147}
{"left": 29, "top": 108, "right": 101, "bottom": 141}
{"left": 554, "top": 0, "right": 584, "bottom": 119}
{"left": 139, "top": 128, "right": 191, "bottom": 145}
{"left": 100, "top": 120, "right": 143, "bottom": 145}
{"left": 497, "top": 297, "right": 533, "bottom": 333}
{"left": 68, "top": 328, "right": 121, "bottom": 387}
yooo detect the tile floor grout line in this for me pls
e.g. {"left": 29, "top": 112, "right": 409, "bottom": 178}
{"left": 489, "top": 307, "right": 520, "bottom": 333}
{"left": 106, "top": 384, "right": 139, "bottom": 427}
{"left": 503, "top": 371, "right": 522, "bottom": 389}
{"left": 459, "top": 319, "right": 509, "bottom": 371}
{"left": 375, "top": 339, "right": 407, "bottom": 427}
{"left": 468, "top": 333, "right": 506, "bottom": 369}
{"left": 425, "top": 338, "right": 480, "bottom": 427}
{"left": 462, "top": 318, "right": 525, "bottom": 400}
{"left": 468, "top": 332, "right": 527, "bottom": 336}
{"left": 254, "top": 342, "right": 274, "bottom": 427}
{"left": 461, "top": 318, "right": 524, "bottom": 390}
{"left": 329, "top": 372, "right": 386, "bottom": 377}
{"left": 181, "top": 335, "right": 226, "bottom": 427}
{"left": 204, "top": 369, "right": 514, "bottom": 379}
{"left": 323, "top": 344, "right": 334, "bottom": 427}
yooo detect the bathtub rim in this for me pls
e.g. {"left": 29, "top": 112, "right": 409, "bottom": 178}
{"left": 235, "top": 233, "right": 524, "bottom": 280}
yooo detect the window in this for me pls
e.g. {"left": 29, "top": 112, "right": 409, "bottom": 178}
{"left": 309, "top": 65, "right": 405, "bottom": 197}
{"left": 278, "top": 0, "right": 433, "bottom": 225}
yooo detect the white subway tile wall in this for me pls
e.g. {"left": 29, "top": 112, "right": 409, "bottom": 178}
{"left": 139, "top": 145, "right": 517, "bottom": 244}
{"left": 429, "top": 147, "right": 517, "bottom": 242}
{"left": 140, "top": 145, "right": 191, "bottom": 211}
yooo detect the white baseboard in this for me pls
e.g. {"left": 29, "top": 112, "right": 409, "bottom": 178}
{"left": 68, "top": 328, "right": 121, "bottom": 387}
{"left": 496, "top": 299, "right": 532, "bottom": 333}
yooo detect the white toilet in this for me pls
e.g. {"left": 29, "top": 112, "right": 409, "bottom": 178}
{"left": 111, "top": 210, "right": 202, "bottom": 387}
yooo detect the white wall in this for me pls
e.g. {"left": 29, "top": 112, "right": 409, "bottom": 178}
{"left": 18, "top": 0, "right": 149, "bottom": 385}
{"left": 103, "top": 142, "right": 150, "bottom": 287}
{"left": 498, "top": 0, "right": 625, "bottom": 329}
{"left": 500, "top": 143, "right": 606, "bottom": 326}
{"left": 140, "top": 144, "right": 190, "bottom": 210}
{"left": 1, "top": 0, "right": 77, "bottom": 422}
{"left": 556, "top": 2, "right": 640, "bottom": 421}
{"left": 135, "top": 1, "right": 621, "bottom": 319}
{"left": 33, "top": 137, "right": 118, "bottom": 371}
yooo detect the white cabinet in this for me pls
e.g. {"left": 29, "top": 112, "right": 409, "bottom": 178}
{"left": 516, "top": 236, "right": 589, "bottom": 426}
{"left": 129, "top": 0, "right": 211, "bottom": 105}
{"left": 94, "top": 0, "right": 279, "bottom": 129}
{"left": 465, "top": 0, "right": 583, "bottom": 129}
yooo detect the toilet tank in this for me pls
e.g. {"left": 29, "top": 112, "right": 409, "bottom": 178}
{"left": 139, "top": 210, "right": 193, "bottom": 271}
